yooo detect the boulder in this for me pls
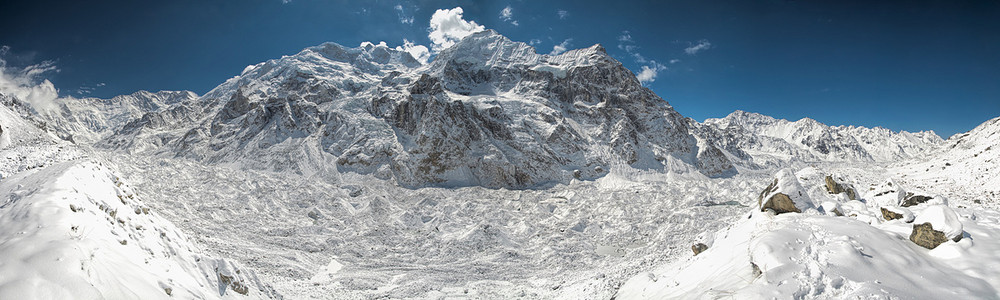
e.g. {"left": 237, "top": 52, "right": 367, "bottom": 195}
{"left": 902, "top": 194, "right": 934, "bottom": 207}
{"left": 758, "top": 169, "right": 814, "bottom": 214}
{"left": 881, "top": 207, "right": 903, "bottom": 220}
{"left": 909, "top": 205, "right": 964, "bottom": 249}
{"left": 824, "top": 175, "right": 842, "bottom": 194}
{"left": 691, "top": 243, "right": 708, "bottom": 255}
{"left": 909, "top": 223, "right": 955, "bottom": 249}
{"left": 762, "top": 193, "right": 801, "bottom": 214}
{"left": 824, "top": 175, "right": 857, "bottom": 200}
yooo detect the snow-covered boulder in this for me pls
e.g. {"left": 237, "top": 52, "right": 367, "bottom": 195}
{"left": 821, "top": 201, "right": 845, "bottom": 216}
{"left": 866, "top": 181, "right": 906, "bottom": 208}
{"left": 757, "top": 169, "right": 814, "bottom": 214}
{"left": 909, "top": 205, "right": 964, "bottom": 249}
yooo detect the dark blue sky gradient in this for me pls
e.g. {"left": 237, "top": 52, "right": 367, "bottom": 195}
{"left": 1, "top": 0, "right": 997, "bottom": 137}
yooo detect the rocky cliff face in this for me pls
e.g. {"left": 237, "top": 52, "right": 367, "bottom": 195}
{"left": 97, "top": 30, "right": 734, "bottom": 188}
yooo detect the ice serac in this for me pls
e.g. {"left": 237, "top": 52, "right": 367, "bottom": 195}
{"left": 102, "top": 30, "right": 734, "bottom": 188}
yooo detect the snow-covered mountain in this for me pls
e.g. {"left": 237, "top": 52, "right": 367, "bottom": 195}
{"left": 692, "top": 110, "right": 943, "bottom": 169}
{"left": 100, "top": 30, "right": 733, "bottom": 188}
{"left": 41, "top": 90, "right": 198, "bottom": 143}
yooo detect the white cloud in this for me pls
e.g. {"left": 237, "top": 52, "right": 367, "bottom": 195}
{"left": 550, "top": 39, "right": 572, "bottom": 55}
{"left": 395, "top": 5, "right": 414, "bottom": 25}
{"left": 281, "top": 0, "right": 291, "bottom": 4}
{"left": 557, "top": 10, "right": 569, "bottom": 19}
{"left": 428, "top": 7, "right": 485, "bottom": 52}
{"left": 395, "top": 39, "right": 430, "bottom": 64}
{"left": 529, "top": 39, "right": 542, "bottom": 46}
{"left": 684, "top": 40, "right": 712, "bottom": 55}
{"left": 669, "top": 59, "right": 680, "bottom": 64}
{"left": 500, "top": 6, "right": 518, "bottom": 26}
{"left": 636, "top": 66, "right": 657, "bottom": 84}
{"left": 636, "top": 61, "right": 667, "bottom": 85}
{"left": 0, "top": 48, "right": 62, "bottom": 113}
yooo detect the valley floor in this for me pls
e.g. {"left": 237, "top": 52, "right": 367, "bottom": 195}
{"left": 2, "top": 141, "right": 999, "bottom": 299}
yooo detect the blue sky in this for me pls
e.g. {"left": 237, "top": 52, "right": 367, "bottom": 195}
{"left": 0, "top": 0, "right": 998, "bottom": 137}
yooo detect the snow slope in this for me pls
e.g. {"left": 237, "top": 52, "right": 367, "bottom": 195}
{"left": 0, "top": 160, "right": 279, "bottom": 299}
{"left": 892, "top": 116, "right": 1000, "bottom": 207}
{"left": 616, "top": 166, "right": 1000, "bottom": 299}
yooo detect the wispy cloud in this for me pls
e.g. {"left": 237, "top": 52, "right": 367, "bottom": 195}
{"left": 616, "top": 31, "right": 668, "bottom": 85}
{"left": 394, "top": 5, "right": 414, "bottom": 25}
{"left": 557, "top": 10, "right": 569, "bottom": 20}
{"left": 617, "top": 31, "right": 647, "bottom": 63}
{"left": 428, "top": 7, "right": 485, "bottom": 52}
{"left": 550, "top": 39, "right": 572, "bottom": 55}
{"left": 499, "top": 5, "right": 518, "bottom": 26}
{"left": 529, "top": 39, "right": 542, "bottom": 46}
{"left": 618, "top": 31, "right": 633, "bottom": 43}
{"left": 684, "top": 39, "right": 712, "bottom": 55}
